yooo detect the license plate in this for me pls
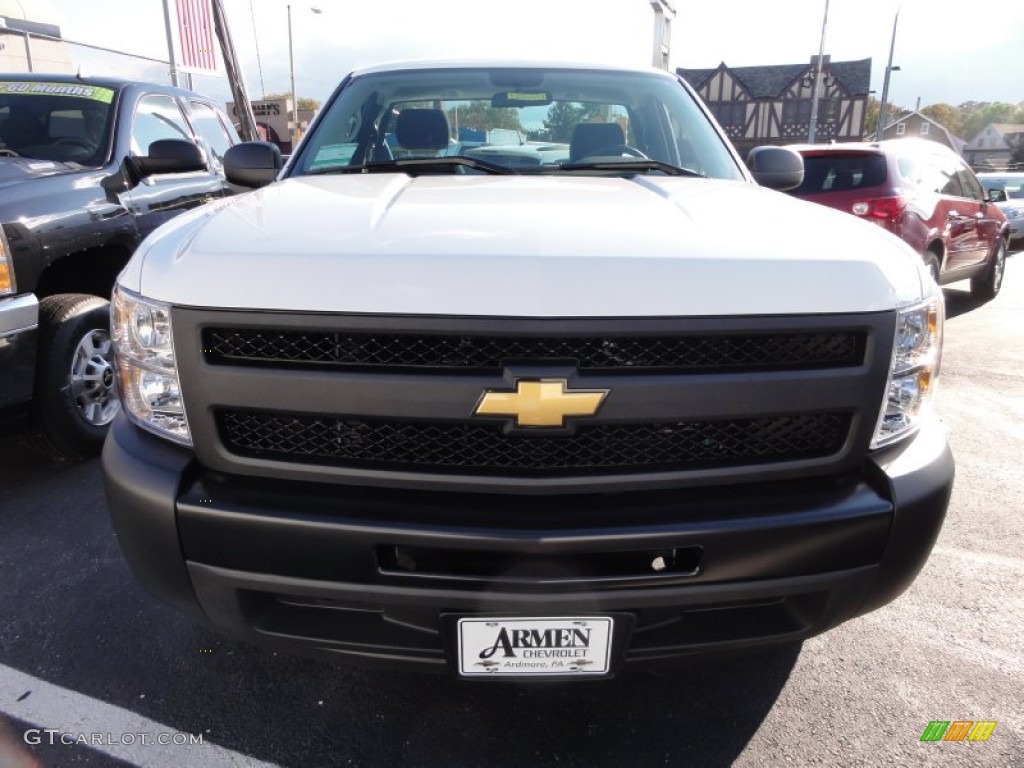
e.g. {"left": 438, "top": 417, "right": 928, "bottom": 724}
{"left": 457, "top": 617, "right": 613, "bottom": 677}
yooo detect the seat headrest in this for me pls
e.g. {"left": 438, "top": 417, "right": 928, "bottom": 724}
{"left": 569, "top": 123, "right": 626, "bottom": 161}
{"left": 395, "top": 109, "right": 450, "bottom": 151}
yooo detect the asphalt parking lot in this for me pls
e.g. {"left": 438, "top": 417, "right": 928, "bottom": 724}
{"left": 1, "top": 253, "right": 1022, "bottom": 768}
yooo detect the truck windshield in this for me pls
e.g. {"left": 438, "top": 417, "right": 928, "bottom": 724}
{"left": 0, "top": 81, "right": 116, "bottom": 165}
{"left": 290, "top": 66, "right": 744, "bottom": 180}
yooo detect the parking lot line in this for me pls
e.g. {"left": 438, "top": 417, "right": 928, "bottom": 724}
{"left": 0, "top": 662, "right": 280, "bottom": 768}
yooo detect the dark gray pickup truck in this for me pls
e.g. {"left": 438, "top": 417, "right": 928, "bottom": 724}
{"left": 0, "top": 74, "right": 237, "bottom": 457}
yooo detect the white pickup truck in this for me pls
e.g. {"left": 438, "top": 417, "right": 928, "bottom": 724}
{"left": 103, "top": 61, "right": 953, "bottom": 679}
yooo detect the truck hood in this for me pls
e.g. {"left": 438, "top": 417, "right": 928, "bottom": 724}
{"left": 0, "top": 157, "right": 80, "bottom": 190}
{"left": 128, "top": 174, "right": 928, "bottom": 316}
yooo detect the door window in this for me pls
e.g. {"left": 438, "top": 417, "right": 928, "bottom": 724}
{"left": 131, "top": 94, "right": 193, "bottom": 156}
{"left": 188, "top": 101, "right": 235, "bottom": 166}
{"left": 906, "top": 151, "right": 962, "bottom": 197}
{"left": 955, "top": 163, "right": 984, "bottom": 202}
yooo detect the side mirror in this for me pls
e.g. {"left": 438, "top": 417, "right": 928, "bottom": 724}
{"left": 135, "top": 139, "right": 206, "bottom": 176}
{"left": 746, "top": 146, "right": 805, "bottom": 191}
{"left": 986, "top": 188, "right": 1007, "bottom": 203}
{"left": 224, "top": 142, "right": 283, "bottom": 188}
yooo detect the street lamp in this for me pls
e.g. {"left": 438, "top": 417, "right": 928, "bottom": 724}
{"left": 288, "top": 4, "right": 321, "bottom": 148}
{"left": 876, "top": 10, "right": 901, "bottom": 139}
{"left": 807, "top": 0, "right": 830, "bottom": 144}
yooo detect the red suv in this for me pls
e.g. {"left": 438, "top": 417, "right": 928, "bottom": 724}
{"left": 789, "top": 139, "right": 1009, "bottom": 300}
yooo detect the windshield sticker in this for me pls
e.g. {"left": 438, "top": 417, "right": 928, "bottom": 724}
{"left": 0, "top": 82, "right": 115, "bottom": 104}
{"left": 507, "top": 92, "right": 549, "bottom": 102}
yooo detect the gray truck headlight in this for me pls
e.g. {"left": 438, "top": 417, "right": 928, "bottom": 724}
{"left": 871, "top": 297, "right": 943, "bottom": 448}
{"left": 0, "top": 228, "right": 15, "bottom": 295}
{"left": 111, "top": 285, "right": 191, "bottom": 446}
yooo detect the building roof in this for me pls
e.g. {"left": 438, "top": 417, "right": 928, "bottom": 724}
{"left": 965, "top": 122, "right": 1024, "bottom": 149}
{"left": 882, "top": 111, "right": 965, "bottom": 153}
{"left": 987, "top": 123, "right": 1024, "bottom": 135}
{"left": 678, "top": 58, "right": 872, "bottom": 98}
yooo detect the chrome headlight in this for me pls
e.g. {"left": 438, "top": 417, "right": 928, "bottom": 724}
{"left": 871, "top": 297, "right": 943, "bottom": 448}
{"left": 0, "top": 227, "right": 15, "bottom": 295}
{"left": 111, "top": 285, "right": 191, "bottom": 446}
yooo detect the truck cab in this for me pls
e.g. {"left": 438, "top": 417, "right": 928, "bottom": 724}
{"left": 0, "top": 74, "right": 238, "bottom": 457}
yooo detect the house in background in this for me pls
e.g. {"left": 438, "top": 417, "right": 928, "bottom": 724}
{"left": 678, "top": 56, "right": 871, "bottom": 156}
{"left": 963, "top": 123, "right": 1024, "bottom": 171}
{"left": 875, "top": 111, "right": 964, "bottom": 154}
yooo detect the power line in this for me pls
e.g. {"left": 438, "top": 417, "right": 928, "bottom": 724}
{"left": 248, "top": 0, "right": 266, "bottom": 100}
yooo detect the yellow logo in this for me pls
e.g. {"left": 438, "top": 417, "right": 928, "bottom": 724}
{"left": 474, "top": 379, "right": 608, "bottom": 428}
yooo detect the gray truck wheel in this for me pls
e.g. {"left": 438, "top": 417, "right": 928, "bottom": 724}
{"left": 28, "top": 294, "right": 120, "bottom": 459}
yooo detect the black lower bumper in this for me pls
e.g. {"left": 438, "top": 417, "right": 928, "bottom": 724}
{"left": 0, "top": 293, "right": 39, "bottom": 426}
{"left": 102, "top": 414, "right": 953, "bottom": 674}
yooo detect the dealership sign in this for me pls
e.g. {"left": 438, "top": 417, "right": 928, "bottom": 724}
{"left": 458, "top": 617, "right": 613, "bottom": 677}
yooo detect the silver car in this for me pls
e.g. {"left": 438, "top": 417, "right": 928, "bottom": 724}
{"left": 978, "top": 172, "right": 1024, "bottom": 245}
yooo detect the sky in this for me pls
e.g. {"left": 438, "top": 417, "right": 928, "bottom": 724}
{"left": 29, "top": 0, "right": 1024, "bottom": 120}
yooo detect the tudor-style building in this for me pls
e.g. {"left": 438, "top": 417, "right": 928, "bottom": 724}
{"left": 678, "top": 56, "right": 872, "bottom": 155}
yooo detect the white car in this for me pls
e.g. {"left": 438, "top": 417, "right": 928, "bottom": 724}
{"left": 103, "top": 61, "right": 952, "bottom": 679}
{"left": 978, "top": 172, "right": 1024, "bottom": 244}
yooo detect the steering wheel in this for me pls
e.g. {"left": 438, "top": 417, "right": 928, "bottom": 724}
{"left": 54, "top": 137, "right": 93, "bottom": 150}
{"left": 579, "top": 144, "right": 649, "bottom": 160}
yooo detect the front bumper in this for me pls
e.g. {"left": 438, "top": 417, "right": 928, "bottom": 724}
{"left": 103, "top": 414, "right": 953, "bottom": 675}
{"left": 0, "top": 293, "right": 39, "bottom": 420}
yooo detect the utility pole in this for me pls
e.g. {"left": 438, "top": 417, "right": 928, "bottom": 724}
{"left": 807, "top": 0, "right": 830, "bottom": 143}
{"left": 649, "top": 0, "right": 675, "bottom": 71}
{"left": 877, "top": 9, "right": 900, "bottom": 139}
{"left": 161, "top": 0, "right": 180, "bottom": 87}
{"left": 288, "top": 4, "right": 298, "bottom": 147}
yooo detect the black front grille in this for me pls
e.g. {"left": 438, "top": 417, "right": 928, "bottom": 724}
{"left": 218, "top": 409, "right": 850, "bottom": 476}
{"left": 203, "top": 328, "right": 865, "bottom": 374}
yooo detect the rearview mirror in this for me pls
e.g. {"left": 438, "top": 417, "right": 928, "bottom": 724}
{"left": 746, "top": 146, "right": 804, "bottom": 191}
{"left": 135, "top": 139, "right": 206, "bottom": 176}
{"left": 224, "top": 141, "right": 283, "bottom": 188}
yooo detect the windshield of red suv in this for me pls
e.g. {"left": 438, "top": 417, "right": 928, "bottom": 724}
{"left": 290, "top": 66, "right": 744, "bottom": 180}
{"left": 793, "top": 153, "right": 888, "bottom": 195}
{"left": 0, "top": 80, "right": 116, "bottom": 165}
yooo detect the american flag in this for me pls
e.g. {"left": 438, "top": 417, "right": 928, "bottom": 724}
{"left": 175, "top": 0, "right": 218, "bottom": 73}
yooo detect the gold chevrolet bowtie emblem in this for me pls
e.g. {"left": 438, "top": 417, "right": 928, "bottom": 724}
{"left": 474, "top": 379, "right": 608, "bottom": 428}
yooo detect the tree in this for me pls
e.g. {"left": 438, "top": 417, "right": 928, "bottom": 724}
{"left": 1007, "top": 132, "right": 1024, "bottom": 170}
{"left": 541, "top": 102, "right": 606, "bottom": 143}
{"left": 263, "top": 92, "right": 320, "bottom": 111}
{"left": 445, "top": 101, "right": 523, "bottom": 135}
{"left": 958, "top": 101, "right": 1024, "bottom": 142}
{"left": 920, "top": 103, "right": 963, "bottom": 139}
{"left": 864, "top": 98, "right": 880, "bottom": 136}
{"left": 864, "top": 97, "right": 911, "bottom": 137}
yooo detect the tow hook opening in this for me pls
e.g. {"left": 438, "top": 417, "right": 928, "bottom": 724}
{"left": 377, "top": 544, "right": 703, "bottom": 584}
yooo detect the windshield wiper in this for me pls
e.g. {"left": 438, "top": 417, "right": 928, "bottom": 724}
{"left": 558, "top": 160, "right": 706, "bottom": 178}
{"left": 307, "top": 156, "right": 518, "bottom": 176}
